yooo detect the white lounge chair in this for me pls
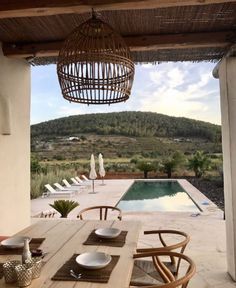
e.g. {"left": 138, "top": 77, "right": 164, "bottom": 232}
{"left": 70, "top": 177, "right": 80, "bottom": 185}
{"left": 81, "top": 175, "right": 90, "bottom": 181}
{"left": 75, "top": 176, "right": 89, "bottom": 185}
{"left": 54, "top": 182, "right": 79, "bottom": 192}
{"left": 75, "top": 176, "right": 83, "bottom": 183}
{"left": 62, "top": 179, "right": 80, "bottom": 188}
{"left": 43, "top": 184, "right": 75, "bottom": 198}
{"left": 70, "top": 177, "right": 88, "bottom": 187}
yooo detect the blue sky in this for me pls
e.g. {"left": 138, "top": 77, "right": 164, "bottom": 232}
{"left": 31, "top": 62, "right": 221, "bottom": 125}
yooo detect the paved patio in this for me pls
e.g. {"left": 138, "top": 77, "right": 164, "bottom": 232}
{"left": 31, "top": 179, "right": 231, "bottom": 287}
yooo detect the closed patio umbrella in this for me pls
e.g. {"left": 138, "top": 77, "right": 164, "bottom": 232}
{"left": 98, "top": 153, "right": 106, "bottom": 185}
{"left": 89, "top": 154, "right": 97, "bottom": 193}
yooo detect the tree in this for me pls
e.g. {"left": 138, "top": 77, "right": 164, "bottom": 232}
{"left": 136, "top": 161, "right": 156, "bottom": 179}
{"left": 188, "top": 151, "right": 211, "bottom": 178}
{"left": 162, "top": 159, "right": 176, "bottom": 179}
{"left": 161, "top": 151, "right": 186, "bottom": 178}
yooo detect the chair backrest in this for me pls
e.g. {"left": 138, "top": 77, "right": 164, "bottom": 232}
{"left": 138, "top": 230, "right": 190, "bottom": 253}
{"left": 62, "top": 179, "right": 72, "bottom": 188}
{"left": 54, "top": 183, "right": 65, "bottom": 190}
{"left": 137, "top": 230, "right": 190, "bottom": 275}
{"left": 77, "top": 206, "right": 122, "bottom": 220}
{"left": 45, "top": 184, "right": 56, "bottom": 193}
{"left": 133, "top": 251, "right": 196, "bottom": 288}
{"left": 71, "top": 177, "right": 79, "bottom": 185}
{"left": 75, "top": 176, "right": 83, "bottom": 183}
{"left": 81, "top": 175, "right": 89, "bottom": 181}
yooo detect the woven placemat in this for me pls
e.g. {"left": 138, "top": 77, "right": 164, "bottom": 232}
{"left": 83, "top": 230, "right": 128, "bottom": 247}
{"left": 0, "top": 238, "right": 45, "bottom": 255}
{"left": 52, "top": 254, "right": 120, "bottom": 283}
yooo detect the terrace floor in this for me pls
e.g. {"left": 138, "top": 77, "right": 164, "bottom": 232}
{"left": 31, "top": 179, "right": 231, "bottom": 288}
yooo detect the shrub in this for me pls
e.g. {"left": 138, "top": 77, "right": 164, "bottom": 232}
{"left": 49, "top": 200, "right": 79, "bottom": 218}
{"left": 130, "top": 156, "right": 143, "bottom": 164}
{"left": 161, "top": 151, "right": 186, "bottom": 178}
{"left": 30, "top": 169, "right": 75, "bottom": 199}
{"left": 136, "top": 161, "right": 156, "bottom": 179}
{"left": 53, "top": 154, "right": 65, "bottom": 161}
{"left": 31, "top": 157, "right": 42, "bottom": 174}
{"left": 188, "top": 151, "right": 211, "bottom": 178}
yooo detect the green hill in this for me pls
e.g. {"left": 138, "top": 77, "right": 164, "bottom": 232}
{"left": 31, "top": 112, "right": 222, "bottom": 160}
{"left": 31, "top": 111, "right": 221, "bottom": 142}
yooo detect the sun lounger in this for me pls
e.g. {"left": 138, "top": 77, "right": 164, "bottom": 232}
{"left": 43, "top": 184, "right": 75, "bottom": 198}
{"left": 75, "top": 176, "right": 90, "bottom": 186}
{"left": 70, "top": 177, "right": 89, "bottom": 187}
{"left": 62, "top": 179, "right": 79, "bottom": 188}
{"left": 75, "top": 176, "right": 84, "bottom": 183}
{"left": 54, "top": 182, "right": 79, "bottom": 192}
{"left": 70, "top": 177, "right": 80, "bottom": 185}
{"left": 81, "top": 175, "right": 90, "bottom": 181}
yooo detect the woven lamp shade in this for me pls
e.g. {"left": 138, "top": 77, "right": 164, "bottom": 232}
{"left": 57, "top": 16, "right": 135, "bottom": 105}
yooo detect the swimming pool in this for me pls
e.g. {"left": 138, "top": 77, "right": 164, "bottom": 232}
{"left": 117, "top": 180, "right": 201, "bottom": 212}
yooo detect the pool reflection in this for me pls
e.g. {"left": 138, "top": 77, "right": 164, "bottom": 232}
{"left": 117, "top": 181, "right": 200, "bottom": 212}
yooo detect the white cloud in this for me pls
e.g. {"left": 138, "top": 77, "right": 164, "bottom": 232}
{"left": 141, "top": 63, "right": 153, "bottom": 69}
{"left": 136, "top": 62, "right": 219, "bottom": 123}
{"left": 167, "top": 67, "right": 185, "bottom": 87}
{"left": 186, "top": 71, "right": 212, "bottom": 97}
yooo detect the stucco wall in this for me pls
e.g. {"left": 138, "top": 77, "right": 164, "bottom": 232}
{"left": 0, "top": 46, "right": 31, "bottom": 235}
{"left": 219, "top": 57, "right": 236, "bottom": 280}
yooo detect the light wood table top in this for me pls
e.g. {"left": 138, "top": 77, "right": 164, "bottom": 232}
{"left": 0, "top": 219, "right": 141, "bottom": 288}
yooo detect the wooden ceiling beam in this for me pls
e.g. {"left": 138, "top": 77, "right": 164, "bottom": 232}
{"left": 0, "top": 0, "right": 235, "bottom": 19}
{"left": 3, "top": 31, "right": 235, "bottom": 58}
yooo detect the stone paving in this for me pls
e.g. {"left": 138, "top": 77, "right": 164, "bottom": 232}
{"left": 31, "top": 179, "right": 233, "bottom": 287}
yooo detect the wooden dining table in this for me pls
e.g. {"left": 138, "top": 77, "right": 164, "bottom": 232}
{"left": 0, "top": 219, "right": 141, "bottom": 288}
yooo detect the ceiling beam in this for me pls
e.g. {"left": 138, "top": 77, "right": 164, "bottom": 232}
{"left": 3, "top": 30, "right": 235, "bottom": 58}
{"left": 0, "top": 0, "right": 235, "bottom": 19}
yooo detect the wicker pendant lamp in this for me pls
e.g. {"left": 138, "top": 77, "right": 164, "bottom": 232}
{"left": 57, "top": 12, "right": 135, "bottom": 105}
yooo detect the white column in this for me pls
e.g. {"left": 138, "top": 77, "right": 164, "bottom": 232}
{"left": 0, "top": 45, "right": 31, "bottom": 235}
{"left": 219, "top": 57, "right": 236, "bottom": 280}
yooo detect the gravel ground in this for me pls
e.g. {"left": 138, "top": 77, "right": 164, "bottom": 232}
{"left": 187, "top": 177, "right": 224, "bottom": 211}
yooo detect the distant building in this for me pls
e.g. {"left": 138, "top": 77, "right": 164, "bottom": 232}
{"left": 68, "top": 136, "right": 80, "bottom": 141}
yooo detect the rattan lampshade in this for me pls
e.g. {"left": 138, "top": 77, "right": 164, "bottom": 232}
{"left": 57, "top": 14, "right": 135, "bottom": 105}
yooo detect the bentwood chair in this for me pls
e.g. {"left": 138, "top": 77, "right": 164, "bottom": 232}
{"left": 130, "top": 251, "right": 196, "bottom": 288}
{"left": 137, "top": 230, "right": 190, "bottom": 253}
{"left": 131, "top": 230, "right": 190, "bottom": 286}
{"left": 77, "top": 205, "right": 122, "bottom": 220}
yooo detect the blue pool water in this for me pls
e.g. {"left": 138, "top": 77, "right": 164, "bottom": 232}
{"left": 117, "top": 181, "right": 200, "bottom": 212}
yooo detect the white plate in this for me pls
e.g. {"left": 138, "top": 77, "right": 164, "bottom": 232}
{"left": 95, "top": 228, "right": 121, "bottom": 239}
{"left": 1, "top": 236, "right": 31, "bottom": 249}
{"left": 76, "top": 252, "right": 112, "bottom": 269}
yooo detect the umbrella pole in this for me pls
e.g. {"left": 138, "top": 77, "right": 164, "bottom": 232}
{"left": 101, "top": 177, "right": 105, "bottom": 186}
{"left": 92, "top": 180, "right": 94, "bottom": 193}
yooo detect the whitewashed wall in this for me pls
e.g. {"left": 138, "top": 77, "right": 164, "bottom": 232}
{"left": 0, "top": 45, "right": 31, "bottom": 235}
{"left": 219, "top": 57, "right": 236, "bottom": 280}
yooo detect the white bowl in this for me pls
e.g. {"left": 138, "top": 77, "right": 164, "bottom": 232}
{"left": 95, "top": 228, "right": 121, "bottom": 239}
{"left": 76, "top": 252, "right": 112, "bottom": 269}
{"left": 1, "top": 236, "right": 31, "bottom": 249}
